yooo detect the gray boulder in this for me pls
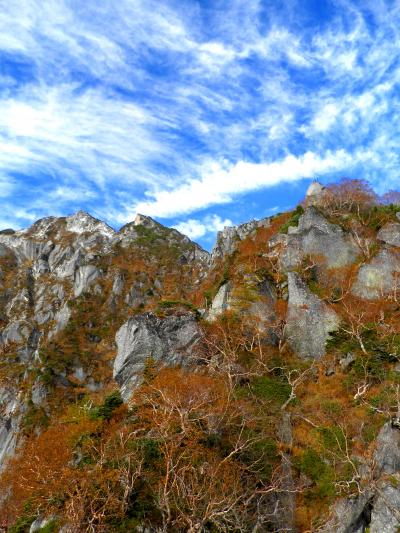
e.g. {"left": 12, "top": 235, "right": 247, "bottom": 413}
{"left": 48, "top": 245, "right": 84, "bottom": 279}
{"left": 114, "top": 313, "right": 202, "bottom": 400}
{"left": 1, "top": 319, "right": 32, "bottom": 344}
{"left": 285, "top": 272, "right": 340, "bottom": 359}
{"left": 281, "top": 207, "right": 358, "bottom": 270}
{"left": 377, "top": 222, "right": 400, "bottom": 247}
{"left": 352, "top": 248, "right": 400, "bottom": 300}
{"left": 34, "top": 283, "right": 65, "bottom": 325}
{"left": 49, "top": 303, "right": 71, "bottom": 338}
{"left": 370, "top": 482, "right": 400, "bottom": 533}
{"left": 320, "top": 491, "right": 374, "bottom": 533}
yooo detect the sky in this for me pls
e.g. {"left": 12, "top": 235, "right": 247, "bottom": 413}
{"left": 1, "top": 0, "right": 400, "bottom": 249}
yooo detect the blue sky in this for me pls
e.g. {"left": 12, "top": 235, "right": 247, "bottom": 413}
{"left": 1, "top": 0, "right": 400, "bottom": 249}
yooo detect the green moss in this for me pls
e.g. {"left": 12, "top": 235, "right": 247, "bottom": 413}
{"left": 321, "top": 400, "right": 342, "bottom": 418}
{"left": 157, "top": 300, "right": 199, "bottom": 316}
{"left": 279, "top": 205, "right": 304, "bottom": 234}
{"left": 318, "top": 425, "right": 346, "bottom": 453}
{"left": 9, "top": 501, "right": 36, "bottom": 533}
{"left": 239, "top": 437, "right": 279, "bottom": 481}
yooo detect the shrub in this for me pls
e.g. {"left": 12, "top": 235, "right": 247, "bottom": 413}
{"left": 250, "top": 375, "right": 291, "bottom": 406}
{"left": 90, "top": 391, "right": 123, "bottom": 421}
{"left": 296, "top": 449, "right": 335, "bottom": 500}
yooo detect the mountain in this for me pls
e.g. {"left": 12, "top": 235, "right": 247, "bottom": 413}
{"left": 1, "top": 180, "right": 400, "bottom": 532}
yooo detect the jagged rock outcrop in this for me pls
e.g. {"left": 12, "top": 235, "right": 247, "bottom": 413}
{"left": 352, "top": 248, "right": 400, "bottom": 300}
{"left": 305, "top": 180, "right": 327, "bottom": 206}
{"left": 207, "top": 282, "right": 232, "bottom": 320}
{"left": 0, "top": 387, "right": 24, "bottom": 471}
{"left": 320, "top": 491, "right": 374, "bottom": 533}
{"left": 206, "top": 277, "right": 277, "bottom": 335}
{"left": 280, "top": 206, "right": 358, "bottom": 270}
{"left": 73, "top": 265, "right": 102, "bottom": 297}
{"left": 114, "top": 313, "right": 202, "bottom": 400}
{"left": 285, "top": 272, "right": 340, "bottom": 359}
{"left": 211, "top": 217, "right": 271, "bottom": 260}
{"left": 322, "top": 422, "right": 400, "bottom": 533}
{"left": 377, "top": 222, "right": 400, "bottom": 247}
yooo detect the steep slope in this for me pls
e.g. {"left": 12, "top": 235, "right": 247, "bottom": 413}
{"left": 2, "top": 181, "right": 400, "bottom": 532}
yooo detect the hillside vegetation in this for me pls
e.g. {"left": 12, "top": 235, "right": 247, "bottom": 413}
{"left": 1, "top": 181, "right": 400, "bottom": 532}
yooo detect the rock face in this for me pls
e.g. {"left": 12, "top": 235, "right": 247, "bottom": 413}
{"left": 206, "top": 278, "right": 277, "bottom": 336}
{"left": 322, "top": 423, "right": 400, "bottom": 533}
{"left": 321, "top": 491, "right": 374, "bottom": 533}
{"left": 114, "top": 313, "right": 202, "bottom": 400}
{"left": 377, "top": 222, "right": 400, "bottom": 247}
{"left": 352, "top": 248, "right": 400, "bottom": 300}
{"left": 285, "top": 272, "right": 340, "bottom": 359}
{"left": 211, "top": 217, "right": 271, "bottom": 260}
{"left": 305, "top": 180, "right": 326, "bottom": 200}
{"left": 0, "top": 387, "right": 24, "bottom": 471}
{"left": 207, "top": 282, "right": 232, "bottom": 320}
{"left": 281, "top": 207, "right": 358, "bottom": 270}
{"left": 73, "top": 265, "right": 101, "bottom": 297}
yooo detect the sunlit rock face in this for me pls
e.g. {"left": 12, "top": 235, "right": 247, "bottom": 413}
{"left": 321, "top": 422, "right": 400, "bottom": 533}
{"left": 304, "top": 180, "right": 327, "bottom": 207}
{"left": 285, "top": 272, "right": 340, "bottom": 359}
{"left": 280, "top": 207, "right": 358, "bottom": 270}
{"left": 352, "top": 248, "right": 400, "bottom": 300}
{"left": 377, "top": 222, "right": 400, "bottom": 247}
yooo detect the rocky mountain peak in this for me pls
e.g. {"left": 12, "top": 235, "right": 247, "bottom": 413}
{"left": 65, "top": 210, "right": 115, "bottom": 238}
{"left": 133, "top": 213, "right": 158, "bottom": 228}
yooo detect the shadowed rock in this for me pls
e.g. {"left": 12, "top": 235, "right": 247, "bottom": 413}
{"left": 114, "top": 312, "right": 202, "bottom": 401}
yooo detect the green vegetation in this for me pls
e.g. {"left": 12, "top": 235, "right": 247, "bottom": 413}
{"left": 90, "top": 390, "right": 123, "bottom": 421}
{"left": 279, "top": 205, "right": 304, "bottom": 234}
{"left": 296, "top": 448, "right": 335, "bottom": 500}
{"left": 249, "top": 375, "right": 291, "bottom": 406}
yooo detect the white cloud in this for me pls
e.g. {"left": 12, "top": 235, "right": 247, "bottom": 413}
{"left": 129, "top": 149, "right": 365, "bottom": 219}
{"left": 311, "top": 103, "right": 341, "bottom": 132}
{"left": 173, "top": 214, "right": 233, "bottom": 240}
